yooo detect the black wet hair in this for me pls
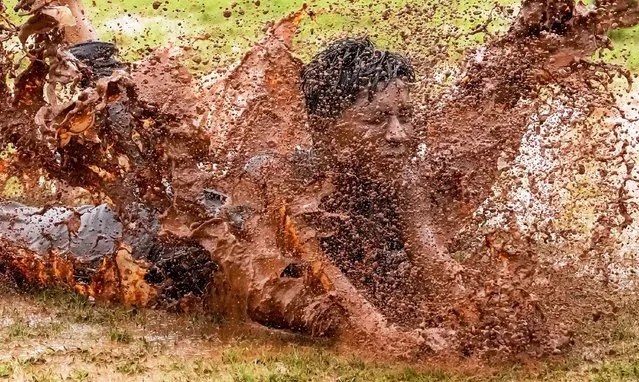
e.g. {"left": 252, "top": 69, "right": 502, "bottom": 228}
{"left": 301, "top": 37, "right": 415, "bottom": 119}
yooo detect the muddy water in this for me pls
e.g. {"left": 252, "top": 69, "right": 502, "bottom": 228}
{"left": 1, "top": 0, "right": 639, "bottom": 361}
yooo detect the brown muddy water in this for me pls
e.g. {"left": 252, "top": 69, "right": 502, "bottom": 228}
{"left": 1, "top": 0, "right": 639, "bottom": 375}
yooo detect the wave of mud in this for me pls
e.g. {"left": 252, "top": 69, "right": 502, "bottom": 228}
{"left": 1, "top": 0, "right": 639, "bottom": 362}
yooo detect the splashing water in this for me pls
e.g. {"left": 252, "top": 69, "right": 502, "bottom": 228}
{"left": 0, "top": 0, "right": 638, "bottom": 361}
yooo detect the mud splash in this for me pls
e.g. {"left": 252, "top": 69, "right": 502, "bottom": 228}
{"left": 0, "top": 0, "right": 638, "bottom": 361}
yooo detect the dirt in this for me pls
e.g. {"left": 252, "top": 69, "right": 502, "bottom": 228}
{"left": 0, "top": 0, "right": 639, "bottom": 364}
{"left": 3, "top": 283, "right": 639, "bottom": 381}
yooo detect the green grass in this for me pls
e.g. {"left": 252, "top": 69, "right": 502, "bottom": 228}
{"left": 81, "top": 0, "right": 524, "bottom": 69}
{"left": 109, "top": 327, "right": 133, "bottom": 343}
{"left": 4, "top": 285, "right": 639, "bottom": 381}
{"left": 0, "top": 362, "right": 12, "bottom": 378}
{"left": 605, "top": 26, "right": 639, "bottom": 70}
{"left": 81, "top": 0, "right": 638, "bottom": 73}
{"left": 3, "top": 0, "right": 637, "bottom": 73}
{"left": 115, "top": 359, "right": 149, "bottom": 376}
{"left": 69, "top": 369, "right": 90, "bottom": 381}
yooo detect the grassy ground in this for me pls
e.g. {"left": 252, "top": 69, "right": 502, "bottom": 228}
{"left": 4, "top": 0, "right": 637, "bottom": 71}
{"left": 3, "top": 283, "right": 639, "bottom": 381}
{"left": 0, "top": 283, "right": 464, "bottom": 382}
{"left": 79, "top": 0, "right": 638, "bottom": 71}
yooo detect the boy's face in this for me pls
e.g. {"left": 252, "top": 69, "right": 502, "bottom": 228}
{"left": 329, "top": 79, "right": 414, "bottom": 176}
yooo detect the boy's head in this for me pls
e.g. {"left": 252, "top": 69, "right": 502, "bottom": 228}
{"left": 301, "top": 37, "right": 416, "bottom": 175}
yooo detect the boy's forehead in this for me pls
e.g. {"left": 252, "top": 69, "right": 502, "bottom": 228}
{"left": 349, "top": 80, "right": 411, "bottom": 111}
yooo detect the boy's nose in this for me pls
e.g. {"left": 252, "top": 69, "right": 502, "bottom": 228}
{"left": 385, "top": 115, "right": 409, "bottom": 143}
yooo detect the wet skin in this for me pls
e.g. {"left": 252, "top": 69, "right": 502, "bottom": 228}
{"left": 331, "top": 79, "right": 414, "bottom": 176}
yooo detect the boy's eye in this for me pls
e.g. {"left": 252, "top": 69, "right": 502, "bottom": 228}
{"left": 360, "top": 116, "right": 380, "bottom": 124}
{"left": 399, "top": 107, "right": 413, "bottom": 117}
{"left": 397, "top": 108, "right": 413, "bottom": 123}
{"left": 362, "top": 111, "right": 388, "bottom": 124}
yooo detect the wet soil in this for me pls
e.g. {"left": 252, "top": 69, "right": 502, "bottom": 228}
{"left": 1, "top": 0, "right": 639, "bottom": 363}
